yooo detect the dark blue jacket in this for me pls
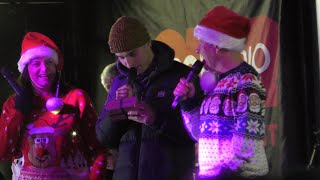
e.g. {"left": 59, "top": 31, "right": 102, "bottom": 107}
{"left": 96, "top": 41, "right": 203, "bottom": 180}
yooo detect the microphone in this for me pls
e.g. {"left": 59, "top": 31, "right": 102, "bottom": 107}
{"left": 171, "top": 60, "right": 204, "bottom": 109}
{"left": 127, "top": 67, "right": 137, "bottom": 86}
{"left": 105, "top": 67, "right": 138, "bottom": 121}
{"left": 1, "top": 66, "right": 23, "bottom": 96}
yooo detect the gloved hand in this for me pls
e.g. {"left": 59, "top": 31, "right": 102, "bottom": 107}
{"left": 14, "top": 87, "right": 33, "bottom": 114}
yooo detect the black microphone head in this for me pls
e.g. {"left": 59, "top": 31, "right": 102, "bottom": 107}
{"left": 127, "top": 67, "right": 137, "bottom": 85}
{"left": 1, "top": 66, "right": 23, "bottom": 95}
{"left": 1, "top": 66, "right": 17, "bottom": 81}
{"left": 191, "top": 60, "right": 205, "bottom": 75}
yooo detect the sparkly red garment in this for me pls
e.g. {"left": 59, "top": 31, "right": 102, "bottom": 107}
{"left": 0, "top": 88, "right": 108, "bottom": 179}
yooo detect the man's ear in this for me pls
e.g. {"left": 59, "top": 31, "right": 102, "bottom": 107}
{"left": 216, "top": 47, "right": 229, "bottom": 55}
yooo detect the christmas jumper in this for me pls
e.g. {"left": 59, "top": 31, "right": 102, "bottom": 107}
{"left": 0, "top": 88, "right": 107, "bottom": 180}
{"left": 182, "top": 62, "right": 269, "bottom": 179}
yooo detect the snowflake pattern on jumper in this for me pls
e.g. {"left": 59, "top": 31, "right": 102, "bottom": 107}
{"left": 182, "top": 62, "right": 269, "bottom": 178}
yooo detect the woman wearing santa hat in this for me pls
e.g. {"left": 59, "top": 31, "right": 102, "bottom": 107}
{"left": 174, "top": 6, "right": 269, "bottom": 179}
{"left": 0, "top": 32, "right": 108, "bottom": 179}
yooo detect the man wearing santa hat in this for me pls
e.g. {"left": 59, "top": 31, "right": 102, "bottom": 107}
{"left": 174, "top": 6, "right": 269, "bottom": 179}
{"left": 0, "top": 32, "right": 108, "bottom": 179}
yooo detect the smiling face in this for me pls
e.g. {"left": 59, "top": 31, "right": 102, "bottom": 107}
{"left": 27, "top": 133, "right": 57, "bottom": 168}
{"left": 115, "top": 42, "right": 153, "bottom": 75}
{"left": 27, "top": 56, "right": 57, "bottom": 92}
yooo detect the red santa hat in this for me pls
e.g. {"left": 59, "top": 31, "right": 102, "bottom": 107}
{"left": 249, "top": 90, "right": 259, "bottom": 97}
{"left": 238, "top": 90, "right": 247, "bottom": 97}
{"left": 17, "top": 32, "right": 63, "bottom": 73}
{"left": 194, "top": 6, "right": 250, "bottom": 52}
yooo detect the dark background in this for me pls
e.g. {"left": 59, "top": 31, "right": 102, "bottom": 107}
{"left": 0, "top": 0, "right": 320, "bottom": 179}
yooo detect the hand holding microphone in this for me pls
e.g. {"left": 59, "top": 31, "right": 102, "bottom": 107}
{"left": 107, "top": 67, "right": 154, "bottom": 124}
{"left": 116, "top": 67, "right": 137, "bottom": 99}
{"left": 116, "top": 85, "right": 134, "bottom": 99}
{"left": 173, "top": 78, "right": 196, "bottom": 101}
{"left": 172, "top": 60, "right": 204, "bottom": 108}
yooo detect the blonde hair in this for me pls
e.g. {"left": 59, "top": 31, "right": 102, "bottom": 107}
{"left": 100, "top": 62, "right": 120, "bottom": 93}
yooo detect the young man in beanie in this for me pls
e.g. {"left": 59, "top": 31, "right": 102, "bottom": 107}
{"left": 174, "top": 6, "right": 269, "bottom": 179}
{"left": 0, "top": 32, "right": 109, "bottom": 179}
{"left": 96, "top": 16, "right": 203, "bottom": 180}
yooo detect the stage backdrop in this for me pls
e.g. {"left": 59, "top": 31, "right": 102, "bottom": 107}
{"left": 109, "top": 0, "right": 282, "bottom": 177}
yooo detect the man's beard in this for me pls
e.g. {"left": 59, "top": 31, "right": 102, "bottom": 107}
{"left": 249, "top": 105, "right": 260, "bottom": 113}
